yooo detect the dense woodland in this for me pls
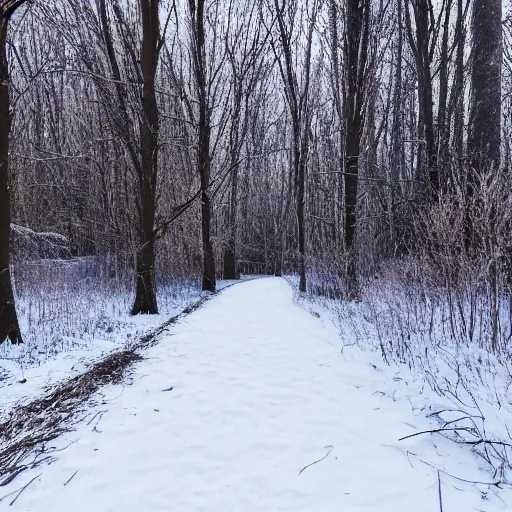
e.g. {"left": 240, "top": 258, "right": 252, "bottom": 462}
{"left": 0, "top": 0, "right": 510, "bottom": 357}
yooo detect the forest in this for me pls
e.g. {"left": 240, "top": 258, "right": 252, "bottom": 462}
{"left": 0, "top": 0, "right": 512, "bottom": 506}
{"left": 0, "top": 0, "right": 510, "bottom": 346}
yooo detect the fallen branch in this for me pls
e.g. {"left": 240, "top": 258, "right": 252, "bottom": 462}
{"left": 298, "top": 446, "right": 333, "bottom": 476}
{"left": 437, "top": 470, "right": 443, "bottom": 512}
{"left": 9, "top": 473, "right": 41, "bottom": 506}
{"left": 64, "top": 469, "right": 79, "bottom": 486}
{"left": 398, "top": 427, "right": 474, "bottom": 441}
{"left": 0, "top": 350, "right": 142, "bottom": 486}
{"left": 418, "top": 457, "right": 502, "bottom": 487}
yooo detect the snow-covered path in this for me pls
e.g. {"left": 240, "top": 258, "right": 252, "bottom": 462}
{"left": 4, "top": 278, "right": 509, "bottom": 511}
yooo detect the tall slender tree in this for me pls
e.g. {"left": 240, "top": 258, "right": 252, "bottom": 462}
{"left": 96, "top": 0, "right": 162, "bottom": 314}
{"left": 188, "top": 0, "right": 217, "bottom": 292}
{"left": 469, "top": 0, "right": 503, "bottom": 170}
{"left": 0, "top": 0, "right": 27, "bottom": 344}
{"left": 468, "top": 0, "right": 503, "bottom": 353}
{"left": 343, "top": 0, "right": 370, "bottom": 298}
{"left": 132, "top": 0, "right": 161, "bottom": 314}
{"left": 222, "top": 0, "right": 266, "bottom": 280}
{"left": 404, "top": 0, "right": 438, "bottom": 191}
{"left": 269, "top": 0, "right": 319, "bottom": 293}
{"left": 451, "top": 0, "right": 467, "bottom": 183}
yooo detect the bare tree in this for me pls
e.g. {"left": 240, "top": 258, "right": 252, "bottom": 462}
{"left": 54, "top": 0, "right": 165, "bottom": 314}
{"left": 132, "top": 0, "right": 161, "bottom": 313}
{"left": 404, "top": 0, "right": 438, "bottom": 191}
{"left": 469, "top": 0, "right": 503, "bottom": 170}
{"left": 451, "top": 0, "right": 469, "bottom": 184}
{"left": 268, "top": 0, "right": 320, "bottom": 293}
{"left": 343, "top": 0, "right": 371, "bottom": 297}
{"left": 97, "top": 0, "right": 163, "bottom": 314}
{"left": 187, "top": 0, "right": 218, "bottom": 292}
{"left": 0, "top": 0, "right": 27, "bottom": 344}
{"left": 222, "top": 0, "right": 266, "bottom": 280}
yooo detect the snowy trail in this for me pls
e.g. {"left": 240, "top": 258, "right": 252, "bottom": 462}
{"left": 4, "top": 278, "right": 509, "bottom": 511}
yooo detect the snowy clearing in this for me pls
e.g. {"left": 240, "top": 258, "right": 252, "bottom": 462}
{"left": 1, "top": 277, "right": 511, "bottom": 511}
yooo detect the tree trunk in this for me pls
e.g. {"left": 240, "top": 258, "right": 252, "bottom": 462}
{"left": 0, "top": 8, "right": 24, "bottom": 344}
{"left": 390, "top": 0, "right": 403, "bottom": 171}
{"left": 452, "top": 0, "right": 465, "bottom": 174}
{"left": 297, "top": 157, "right": 306, "bottom": 292}
{"left": 198, "top": 88, "right": 216, "bottom": 292}
{"left": 437, "top": 0, "right": 452, "bottom": 186}
{"left": 132, "top": 0, "right": 159, "bottom": 315}
{"left": 328, "top": 0, "right": 344, "bottom": 258}
{"left": 343, "top": 0, "right": 369, "bottom": 299}
{"left": 405, "top": 0, "right": 438, "bottom": 193}
{"left": 387, "top": 0, "right": 404, "bottom": 255}
{"left": 222, "top": 96, "right": 241, "bottom": 281}
{"left": 469, "top": 0, "right": 502, "bottom": 349}
{"left": 422, "top": 67, "right": 437, "bottom": 191}
{"left": 344, "top": 129, "right": 360, "bottom": 297}
{"left": 201, "top": 180, "right": 216, "bottom": 292}
{"left": 272, "top": 0, "right": 317, "bottom": 294}
{"left": 190, "top": 0, "right": 216, "bottom": 292}
{"left": 223, "top": 165, "right": 238, "bottom": 280}
{"left": 468, "top": 0, "right": 502, "bottom": 170}
{"left": 132, "top": 235, "right": 158, "bottom": 315}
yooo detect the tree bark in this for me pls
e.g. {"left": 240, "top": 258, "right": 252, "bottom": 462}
{"left": 223, "top": 164, "right": 239, "bottom": 280}
{"left": 343, "top": 0, "right": 369, "bottom": 298}
{"left": 97, "top": 0, "right": 160, "bottom": 315}
{"left": 272, "top": 0, "right": 318, "bottom": 293}
{"left": 189, "top": 0, "right": 216, "bottom": 292}
{"left": 437, "top": 0, "right": 452, "bottom": 186}
{"left": 132, "top": 0, "right": 160, "bottom": 314}
{"left": 468, "top": 0, "right": 502, "bottom": 170}
{"left": 468, "top": 0, "right": 502, "bottom": 346}
{"left": 405, "top": 0, "right": 438, "bottom": 192}
{"left": 222, "top": 82, "right": 242, "bottom": 281}
{"left": 297, "top": 156, "right": 306, "bottom": 292}
{"left": 200, "top": 137, "right": 216, "bottom": 292}
{"left": 0, "top": 3, "right": 25, "bottom": 344}
{"left": 390, "top": 0, "right": 403, "bottom": 172}
{"left": 452, "top": 0, "right": 466, "bottom": 175}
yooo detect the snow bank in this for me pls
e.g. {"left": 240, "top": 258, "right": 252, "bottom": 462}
{"left": 293, "top": 275, "right": 512, "bottom": 489}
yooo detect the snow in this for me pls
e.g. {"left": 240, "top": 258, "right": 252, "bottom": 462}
{"left": 0, "top": 278, "right": 246, "bottom": 423}
{"left": 1, "top": 277, "right": 511, "bottom": 510}
{"left": 294, "top": 274, "right": 512, "bottom": 487}
{"left": 0, "top": 291, "right": 196, "bottom": 422}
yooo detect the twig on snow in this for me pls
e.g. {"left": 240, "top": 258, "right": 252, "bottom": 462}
{"left": 419, "top": 458, "right": 502, "bottom": 487}
{"left": 86, "top": 410, "right": 106, "bottom": 426}
{"left": 437, "top": 471, "right": 443, "bottom": 512}
{"left": 298, "top": 446, "right": 333, "bottom": 476}
{"left": 9, "top": 473, "right": 41, "bottom": 506}
{"left": 64, "top": 470, "right": 79, "bottom": 486}
{"left": 398, "top": 427, "right": 474, "bottom": 441}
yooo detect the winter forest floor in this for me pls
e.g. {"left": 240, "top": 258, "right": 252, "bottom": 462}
{"left": 1, "top": 277, "right": 511, "bottom": 511}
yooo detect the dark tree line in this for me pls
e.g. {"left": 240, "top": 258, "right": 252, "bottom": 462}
{"left": 0, "top": 0, "right": 510, "bottom": 351}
